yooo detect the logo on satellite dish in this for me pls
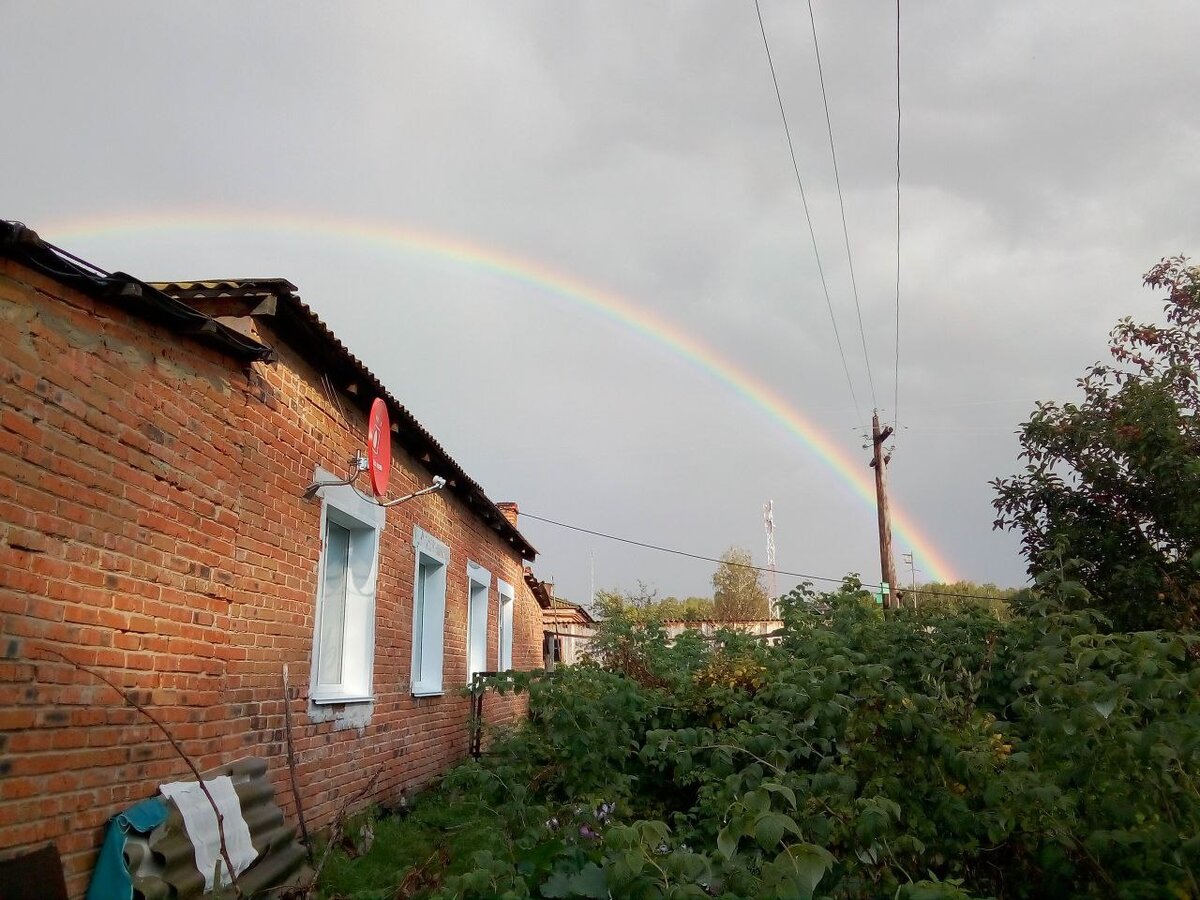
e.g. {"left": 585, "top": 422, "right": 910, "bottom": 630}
{"left": 367, "top": 398, "right": 391, "bottom": 497}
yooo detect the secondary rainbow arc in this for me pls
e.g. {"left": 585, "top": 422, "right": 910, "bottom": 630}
{"left": 43, "top": 209, "right": 956, "bottom": 583}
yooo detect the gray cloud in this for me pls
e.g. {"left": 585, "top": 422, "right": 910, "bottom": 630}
{"left": 4, "top": 0, "right": 1197, "bottom": 602}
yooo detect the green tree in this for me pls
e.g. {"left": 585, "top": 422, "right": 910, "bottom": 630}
{"left": 712, "top": 547, "right": 771, "bottom": 620}
{"left": 594, "top": 586, "right": 715, "bottom": 623}
{"left": 906, "top": 581, "right": 1016, "bottom": 616}
{"left": 653, "top": 596, "right": 716, "bottom": 621}
{"left": 992, "top": 256, "right": 1200, "bottom": 632}
{"left": 593, "top": 583, "right": 658, "bottom": 618}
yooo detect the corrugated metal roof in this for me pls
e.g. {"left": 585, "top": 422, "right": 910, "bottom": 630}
{"left": 0, "top": 222, "right": 274, "bottom": 364}
{"left": 125, "top": 758, "right": 309, "bottom": 900}
{"left": 0, "top": 225, "right": 533, "bottom": 556}
{"left": 151, "top": 278, "right": 538, "bottom": 561}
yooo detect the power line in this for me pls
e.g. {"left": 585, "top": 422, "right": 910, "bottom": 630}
{"left": 753, "top": 0, "right": 862, "bottom": 426}
{"left": 522, "top": 510, "right": 844, "bottom": 585}
{"left": 806, "top": 0, "right": 877, "bottom": 410}
{"left": 521, "top": 511, "right": 999, "bottom": 602}
{"left": 893, "top": 0, "right": 902, "bottom": 431}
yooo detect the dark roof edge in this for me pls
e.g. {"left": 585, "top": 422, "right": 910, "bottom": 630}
{"left": 151, "top": 279, "right": 538, "bottom": 562}
{"left": 276, "top": 291, "right": 537, "bottom": 562}
{"left": 0, "top": 221, "right": 274, "bottom": 364}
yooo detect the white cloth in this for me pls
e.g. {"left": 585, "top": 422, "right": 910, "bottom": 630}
{"left": 160, "top": 775, "right": 257, "bottom": 890}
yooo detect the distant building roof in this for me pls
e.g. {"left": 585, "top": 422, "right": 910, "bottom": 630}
{"left": 542, "top": 597, "right": 595, "bottom": 624}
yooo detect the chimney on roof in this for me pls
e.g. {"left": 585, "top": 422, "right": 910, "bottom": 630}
{"left": 496, "top": 502, "right": 519, "bottom": 527}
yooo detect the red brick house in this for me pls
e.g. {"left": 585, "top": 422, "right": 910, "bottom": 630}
{"left": 540, "top": 592, "right": 595, "bottom": 669}
{"left": 0, "top": 221, "right": 548, "bottom": 896}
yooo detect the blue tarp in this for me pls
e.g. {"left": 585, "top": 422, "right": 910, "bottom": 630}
{"left": 86, "top": 797, "right": 168, "bottom": 900}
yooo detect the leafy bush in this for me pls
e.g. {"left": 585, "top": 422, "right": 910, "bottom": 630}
{"left": 993, "top": 256, "right": 1200, "bottom": 634}
{"left": 321, "top": 583, "right": 1199, "bottom": 899}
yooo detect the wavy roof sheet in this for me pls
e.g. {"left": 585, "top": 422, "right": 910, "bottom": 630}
{"left": 151, "top": 278, "right": 537, "bottom": 561}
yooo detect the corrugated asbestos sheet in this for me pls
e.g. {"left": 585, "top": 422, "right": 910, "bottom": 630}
{"left": 0, "top": 222, "right": 274, "bottom": 364}
{"left": 125, "top": 758, "right": 309, "bottom": 899}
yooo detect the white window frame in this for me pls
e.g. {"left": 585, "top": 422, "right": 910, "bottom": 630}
{"left": 309, "top": 471, "right": 385, "bottom": 705}
{"left": 466, "top": 562, "right": 491, "bottom": 683}
{"left": 497, "top": 578, "right": 515, "bottom": 672}
{"left": 411, "top": 525, "right": 450, "bottom": 697}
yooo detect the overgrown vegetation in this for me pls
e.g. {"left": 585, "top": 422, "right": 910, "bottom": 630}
{"left": 593, "top": 544, "right": 774, "bottom": 624}
{"left": 319, "top": 578, "right": 1199, "bottom": 899}
{"left": 317, "top": 257, "right": 1200, "bottom": 899}
{"left": 904, "top": 581, "right": 1015, "bottom": 616}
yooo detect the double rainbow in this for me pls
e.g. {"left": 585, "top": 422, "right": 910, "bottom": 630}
{"left": 44, "top": 209, "right": 956, "bottom": 583}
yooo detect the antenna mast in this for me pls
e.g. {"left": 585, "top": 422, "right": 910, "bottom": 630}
{"left": 763, "top": 500, "right": 778, "bottom": 615}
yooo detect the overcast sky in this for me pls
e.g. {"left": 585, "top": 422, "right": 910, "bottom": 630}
{"left": 4, "top": 2, "right": 1197, "bottom": 605}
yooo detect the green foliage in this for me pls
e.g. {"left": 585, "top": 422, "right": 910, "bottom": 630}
{"left": 906, "top": 581, "right": 1016, "bottom": 616}
{"left": 993, "top": 256, "right": 1200, "bottom": 634}
{"left": 322, "top": 583, "right": 1200, "bottom": 899}
{"left": 654, "top": 596, "right": 717, "bottom": 621}
{"left": 593, "top": 584, "right": 716, "bottom": 624}
{"left": 713, "top": 547, "right": 772, "bottom": 620}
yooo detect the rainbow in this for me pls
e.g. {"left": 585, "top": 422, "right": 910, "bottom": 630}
{"left": 41, "top": 209, "right": 956, "bottom": 583}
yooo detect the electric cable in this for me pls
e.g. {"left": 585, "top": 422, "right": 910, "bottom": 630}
{"left": 753, "top": 0, "right": 863, "bottom": 426}
{"left": 521, "top": 511, "right": 1005, "bottom": 602}
{"left": 806, "top": 0, "right": 877, "bottom": 410}
{"left": 893, "top": 0, "right": 903, "bottom": 432}
{"left": 42, "top": 239, "right": 112, "bottom": 277}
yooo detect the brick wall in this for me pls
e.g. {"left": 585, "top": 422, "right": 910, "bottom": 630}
{"left": 0, "top": 260, "right": 542, "bottom": 897}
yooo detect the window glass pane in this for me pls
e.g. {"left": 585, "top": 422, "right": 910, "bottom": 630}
{"left": 319, "top": 520, "right": 351, "bottom": 686}
{"left": 468, "top": 579, "right": 488, "bottom": 679}
{"left": 499, "top": 594, "right": 513, "bottom": 671}
{"left": 414, "top": 559, "right": 431, "bottom": 681}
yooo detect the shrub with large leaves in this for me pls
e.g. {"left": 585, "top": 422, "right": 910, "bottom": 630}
{"left": 322, "top": 584, "right": 1199, "bottom": 899}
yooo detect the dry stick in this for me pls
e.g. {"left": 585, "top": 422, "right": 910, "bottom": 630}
{"left": 37, "top": 645, "right": 245, "bottom": 900}
{"left": 303, "top": 763, "right": 384, "bottom": 899}
{"left": 281, "top": 664, "right": 313, "bottom": 861}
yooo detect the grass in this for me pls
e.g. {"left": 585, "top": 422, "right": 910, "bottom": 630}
{"left": 315, "top": 788, "right": 508, "bottom": 899}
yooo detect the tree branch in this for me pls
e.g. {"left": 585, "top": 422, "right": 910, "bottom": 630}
{"left": 35, "top": 645, "right": 245, "bottom": 899}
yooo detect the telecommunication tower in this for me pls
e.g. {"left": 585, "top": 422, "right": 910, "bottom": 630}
{"left": 763, "top": 501, "right": 778, "bottom": 614}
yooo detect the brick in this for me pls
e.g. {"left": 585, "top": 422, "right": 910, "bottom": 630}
{"left": 1, "top": 258, "right": 546, "bottom": 900}
{"left": 0, "top": 409, "right": 43, "bottom": 443}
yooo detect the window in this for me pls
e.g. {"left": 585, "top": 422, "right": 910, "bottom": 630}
{"left": 411, "top": 526, "right": 449, "bottom": 696}
{"left": 497, "top": 579, "right": 514, "bottom": 671}
{"left": 466, "top": 563, "right": 490, "bottom": 683}
{"left": 310, "top": 475, "right": 384, "bottom": 704}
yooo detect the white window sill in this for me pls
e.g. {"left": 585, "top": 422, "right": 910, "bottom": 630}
{"left": 411, "top": 688, "right": 444, "bottom": 698}
{"left": 310, "top": 693, "right": 375, "bottom": 706}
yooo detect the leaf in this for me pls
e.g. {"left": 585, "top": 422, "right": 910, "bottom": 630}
{"left": 540, "top": 871, "right": 572, "bottom": 898}
{"left": 569, "top": 863, "right": 609, "bottom": 899}
{"left": 717, "top": 824, "right": 739, "bottom": 860}
{"left": 743, "top": 789, "right": 770, "bottom": 815}
{"left": 855, "top": 844, "right": 879, "bottom": 865}
{"left": 541, "top": 863, "right": 608, "bottom": 899}
{"left": 761, "top": 781, "right": 798, "bottom": 810}
{"left": 755, "top": 812, "right": 787, "bottom": 849}
{"left": 636, "top": 819, "right": 671, "bottom": 848}
{"left": 1092, "top": 697, "right": 1117, "bottom": 719}
{"left": 770, "top": 843, "right": 835, "bottom": 900}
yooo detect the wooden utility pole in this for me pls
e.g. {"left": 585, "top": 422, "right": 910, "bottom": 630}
{"left": 869, "top": 412, "right": 899, "bottom": 608}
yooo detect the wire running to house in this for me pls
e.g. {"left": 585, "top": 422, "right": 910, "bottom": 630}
{"left": 806, "top": 0, "right": 878, "bottom": 410}
{"left": 753, "top": 0, "right": 862, "bottom": 426}
{"left": 892, "top": 0, "right": 903, "bottom": 433}
{"left": 522, "top": 511, "right": 991, "bottom": 602}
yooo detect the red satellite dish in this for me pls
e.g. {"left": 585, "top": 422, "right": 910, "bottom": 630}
{"left": 367, "top": 398, "right": 391, "bottom": 497}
